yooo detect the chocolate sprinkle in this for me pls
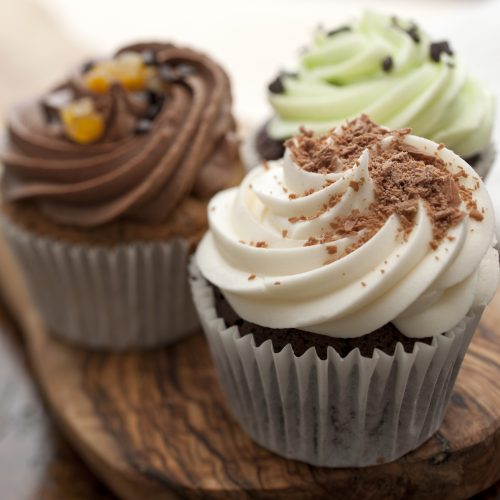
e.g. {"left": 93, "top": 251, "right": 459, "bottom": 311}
{"left": 268, "top": 76, "right": 285, "bottom": 94}
{"left": 382, "top": 56, "right": 394, "bottom": 72}
{"left": 406, "top": 25, "right": 420, "bottom": 43}
{"left": 146, "top": 97, "right": 165, "bottom": 120}
{"left": 256, "top": 123, "right": 285, "bottom": 160}
{"left": 147, "top": 90, "right": 163, "bottom": 106}
{"left": 430, "top": 41, "right": 454, "bottom": 62}
{"left": 327, "top": 25, "right": 352, "bottom": 37}
{"left": 392, "top": 17, "right": 420, "bottom": 43}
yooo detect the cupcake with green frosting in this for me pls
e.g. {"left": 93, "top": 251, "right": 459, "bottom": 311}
{"left": 252, "top": 11, "right": 495, "bottom": 177}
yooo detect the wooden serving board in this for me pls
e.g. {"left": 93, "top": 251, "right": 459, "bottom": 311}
{"left": 0, "top": 233, "right": 499, "bottom": 500}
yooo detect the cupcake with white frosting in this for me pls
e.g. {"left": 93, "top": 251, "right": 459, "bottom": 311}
{"left": 249, "top": 11, "right": 495, "bottom": 178}
{"left": 191, "top": 115, "right": 499, "bottom": 467}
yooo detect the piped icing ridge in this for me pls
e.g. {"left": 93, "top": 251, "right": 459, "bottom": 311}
{"left": 0, "top": 42, "right": 240, "bottom": 227}
{"left": 266, "top": 11, "right": 494, "bottom": 159}
{"left": 197, "top": 116, "right": 499, "bottom": 338}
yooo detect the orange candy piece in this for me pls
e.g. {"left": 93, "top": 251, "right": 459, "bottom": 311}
{"left": 84, "top": 68, "right": 111, "bottom": 94}
{"left": 83, "top": 52, "right": 152, "bottom": 93}
{"left": 60, "top": 98, "right": 104, "bottom": 145}
{"left": 114, "top": 52, "right": 150, "bottom": 90}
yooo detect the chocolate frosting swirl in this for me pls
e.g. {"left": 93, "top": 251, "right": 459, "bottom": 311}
{"left": 0, "top": 42, "right": 241, "bottom": 227}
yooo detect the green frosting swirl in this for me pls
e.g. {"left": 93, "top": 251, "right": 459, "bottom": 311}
{"left": 268, "top": 11, "right": 494, "bottom": 158}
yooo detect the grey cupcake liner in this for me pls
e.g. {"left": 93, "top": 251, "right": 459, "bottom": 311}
{"left": 190, "top": 261, "right": 482, "bottom": 467}
{"left": 1, "top": 216, "right": 199, "bottom": 350}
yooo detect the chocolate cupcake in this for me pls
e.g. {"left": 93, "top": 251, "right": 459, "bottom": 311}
{"left": 191, "top": 115, "right": 499, "bottom": 467}
{"left": 0, "top": 42, "right": 244, "bottom": 349}
{"left": 247, "top": 11, "right": 495, "bottom": 178}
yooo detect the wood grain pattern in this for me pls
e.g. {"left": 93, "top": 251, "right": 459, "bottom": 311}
{"left": 0, "top": 232, "right": 499, "bottom": 500}
{"left": 0, "top": 297, "right": 115, "bottom": 500}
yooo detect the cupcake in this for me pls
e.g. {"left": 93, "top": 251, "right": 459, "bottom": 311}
{"left": 0, "top": 42, "right": 244, "bottom": 349}
{"left": 191, "top": 115, "right": 499, "bottom": 467}
{"left": 249, "top": 11, "right": 495, "bottom": 178}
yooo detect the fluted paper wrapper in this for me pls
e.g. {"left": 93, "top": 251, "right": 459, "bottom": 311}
{"left": 243, "top": 127, "right": 495, "bottom": 180}
{"left": 190, "top": 263, "right": 482, "bottom": 467}
{"left": 2, "top": 217, "right": 199, "bottom": 350}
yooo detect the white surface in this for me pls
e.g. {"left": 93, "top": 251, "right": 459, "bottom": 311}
{"left": 37, "top": 0, "right": 500, "bottom": 236}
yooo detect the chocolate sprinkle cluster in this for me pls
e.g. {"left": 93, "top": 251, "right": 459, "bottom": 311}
{"left": 286, "top": 117, "right": 390, "bottom": 173}
{"left": 288, "top": 115, "right": 474, "bottom": 252}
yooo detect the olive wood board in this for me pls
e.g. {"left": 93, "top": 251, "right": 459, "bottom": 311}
{"left": 0, "top": 232, "right": 499, "bottom": 500}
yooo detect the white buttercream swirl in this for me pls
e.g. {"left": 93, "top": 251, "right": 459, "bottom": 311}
{"left": 196, "top": 134, "right": 498, "bottom": 338}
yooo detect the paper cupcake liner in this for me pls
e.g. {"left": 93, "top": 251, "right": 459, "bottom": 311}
{"left": 1, "top": 216, "right": 199, "bottom": 350}
{"left": 190, "top": 262, "right": 482, "bottom": 467}
{"left": 243, "top": 126, "right": 496, "bottom": 180}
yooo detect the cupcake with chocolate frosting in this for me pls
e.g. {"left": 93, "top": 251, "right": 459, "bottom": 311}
{"left": 249, "top": 11, "right": 495, "bottom": 178}
{"left": 191, "top": 115, "right": 498, "bottom": 467}
{"left": 0, "top": 42, "right": 243, "bottom": 349}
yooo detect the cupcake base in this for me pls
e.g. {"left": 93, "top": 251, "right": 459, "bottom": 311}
{"left": 191, "top": 262, "right": 482, "bottom": 467}
{"left": 2, "top": 214, "right": 200, "bottom": 350}
{"left": 212, "top": 285, "right": 433, "bottom": 359}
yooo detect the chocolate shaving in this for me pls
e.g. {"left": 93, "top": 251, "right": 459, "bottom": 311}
{"left": 382, "top": 56, "right": 394, "bottom": 72}
{"left": 268, "top": 72, "right": 298, "bottom": 94}
{"left": 287, "top": 115, "right": 391, "bottom": 173}
{"left": 287, "top": 116, "right": 473, "bottom": 252}
{"left": 349, "top": 180, "right": 361, "bottom": 192}
{"left": 391, "top": 17, "right": 420, "bottom": 43}
{"left": 304, "top": 237, "right": 319, "bottom": 247}
{"left": 327, "top": 26, "right": 352, "bottom": 37}
{"left": 469, "top": 209, "right": 484, "bottom": 221}
{"left": 430, "top": 41, "right": 454, "bottom": 62}
{"left": 268, "top": 76, "right": 285, "bottom": 94}
{"left": 406, "top": 25, "right": 420, "bottom": 43}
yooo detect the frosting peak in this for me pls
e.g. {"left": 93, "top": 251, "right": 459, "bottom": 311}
{"left": 0, "top": 42, "right": 241, "bottom": 227}
{"left": 197, "top": 116, "right": 498, "bottom": 338}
